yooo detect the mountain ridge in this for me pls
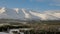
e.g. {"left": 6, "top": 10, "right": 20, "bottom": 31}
{"left": 0, "top": 7, "right": 60, "bottom": 20}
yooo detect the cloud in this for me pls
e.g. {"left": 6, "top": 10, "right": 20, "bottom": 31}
{"left": 30, "top": 0, "right": 45, "bottom": 2}
{"left": 36, "top": 0, "right": 44, "bottom": 2}
{"left": 30, "top": 0, "right": 33, "bottom": 2}
{"left": 49, "top": 4, "right": 60, "bottom": 6}
{"left": 52, "top": 0, "right": 60, "bottom": 3}
{"left": 49, "top": 0, "right": 60, "bottom": 6}
{"left": 30, "top": 0, "right": 60, "bottom": 6}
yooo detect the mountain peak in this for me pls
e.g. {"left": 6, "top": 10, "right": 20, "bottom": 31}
{"left": 0, "top": 7, "right": 6, "bottom": 14}
{"left": 13, "top": 8, "right": 19, "bottom": 13}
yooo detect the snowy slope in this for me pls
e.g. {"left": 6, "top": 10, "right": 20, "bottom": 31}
{"left": 0, "top": 7, "right": 60, "bottom": 20}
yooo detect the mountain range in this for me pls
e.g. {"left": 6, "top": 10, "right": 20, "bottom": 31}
{"left": 0, "top": 7, "right": 60, "bottom": 20}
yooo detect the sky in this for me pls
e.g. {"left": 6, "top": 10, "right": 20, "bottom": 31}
{"left": 0, "top": 0, "right": 60, "bottom": 11}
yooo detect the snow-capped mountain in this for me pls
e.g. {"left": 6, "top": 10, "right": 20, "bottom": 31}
{"left": 0, "top": 7, "right": 60, "bottom": 20}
